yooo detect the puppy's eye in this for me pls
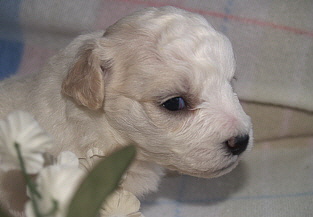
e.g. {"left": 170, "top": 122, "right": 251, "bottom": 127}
{"left": 162, "top": 97, "right": 186, "bottom": 111}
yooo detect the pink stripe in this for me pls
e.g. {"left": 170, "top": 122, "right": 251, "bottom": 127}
{"left": 18, "top": 45, "right": 57, "bottom": 75}
{"left": 116, "top": 0, "right": 313, "bottom": 38}
{"left": 95, "top": 1, "right": 143, "bottom": 29}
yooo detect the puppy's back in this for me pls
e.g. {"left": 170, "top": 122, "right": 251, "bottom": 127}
{"left": 0, "top": 73, "right": 37, "bottom": 119}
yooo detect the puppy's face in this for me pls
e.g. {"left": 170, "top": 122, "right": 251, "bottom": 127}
{"left": 62, "top": 7, "right": 253, "bottom": 178}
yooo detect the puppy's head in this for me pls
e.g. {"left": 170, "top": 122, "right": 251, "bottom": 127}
{"left": 62, "top": 7, "right": 253, "bottom": 178}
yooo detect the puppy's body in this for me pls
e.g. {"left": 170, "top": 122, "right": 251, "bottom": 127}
{"left": 0, "top": 7, "right": 252, "bottom": 216}
{"left": 0, "top": 32, "right": 163, "bottom": 213}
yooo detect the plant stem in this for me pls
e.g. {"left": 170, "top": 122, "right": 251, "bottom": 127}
{"left": 14, "top": 143, "right": 42, "bottom": 217}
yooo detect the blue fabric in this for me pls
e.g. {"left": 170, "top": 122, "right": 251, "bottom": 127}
{"left": 0, "top": 40, "right": 24, "bottom": 80}
{"left": 0, "top": 0, "right": 24, "bottom": 80}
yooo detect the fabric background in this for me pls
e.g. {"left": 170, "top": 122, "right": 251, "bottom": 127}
{"left": 0, "top": 0, "right": 313, "bottom": 216}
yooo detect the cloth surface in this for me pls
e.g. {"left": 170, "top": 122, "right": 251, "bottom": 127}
{"left": 1, "top": 0, "right": 313, "bottom": 217}
{"left": 142, "top": 137, "right": 313, "bottom": 217}
{"left": 1, "top": 0, "right": 313, "bottom": 111}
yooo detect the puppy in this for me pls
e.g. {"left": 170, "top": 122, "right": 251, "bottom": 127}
{"left": 0, "top": 6, "right": 253, "bottom": 215}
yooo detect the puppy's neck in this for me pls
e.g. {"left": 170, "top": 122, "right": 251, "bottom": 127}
{"left": 46, "top": 100, "right": 126, "bottom": 158}
{"left": 62, "top": 102, "right": 165, "bottom": 196}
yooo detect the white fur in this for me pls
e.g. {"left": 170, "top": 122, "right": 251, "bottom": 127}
{"left": 0, "top": 6, "right": 252, "bottom": 216}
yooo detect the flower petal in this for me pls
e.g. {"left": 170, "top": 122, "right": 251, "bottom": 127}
{"left": 26, "top": 152, "right": 84, "bottom": 217}
{"left": 79, "top": 148, "right": 105, "bottom": 172}
{"left": 57, "top": 151, "right": 79, "bottom": 168}
{"left": 101, "top": 190, "right": 141, "bottom": 217}
{"left": 22, "top": 154, "right": 45, "bottom": 174}
{"left": 0, "top": 111, "right": 53, "bottom": 173}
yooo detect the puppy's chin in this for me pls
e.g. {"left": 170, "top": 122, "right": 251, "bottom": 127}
{"left": 166, "top": 160, "right": 239, "bottom": 179}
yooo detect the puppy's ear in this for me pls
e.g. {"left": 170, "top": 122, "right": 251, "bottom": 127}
{"left": 62, "top": 40, "right": 109, "bottom": 110}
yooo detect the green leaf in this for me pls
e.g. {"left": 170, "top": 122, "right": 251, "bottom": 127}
{"left": 66, "top": 145, "right": 136, "bottom": 217}
{"left": 0, "top": 206, "right": 13, "bottom": 217}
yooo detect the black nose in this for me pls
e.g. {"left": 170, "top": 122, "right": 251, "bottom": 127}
{"left": 224, "top": 135, "right": 249, "bottom": 155}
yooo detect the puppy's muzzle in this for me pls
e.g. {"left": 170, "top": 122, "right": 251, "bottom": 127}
{"left": 224, "top": 134, "right": 249, "bottom": 155}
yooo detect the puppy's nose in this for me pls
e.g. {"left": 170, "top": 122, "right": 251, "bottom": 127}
{"left": 224, "top": 135, "right": 249, "bottom": 155}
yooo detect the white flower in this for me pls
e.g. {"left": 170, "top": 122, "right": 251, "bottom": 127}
{"left": 57, "top": 151, "right": 80, "bottom": 168}
{"left": 0, "top": 111, "right": 53, "bottom": 173}
{"left": 79, "top": 148, "right": 128, "bottom": 184}
{"left": 101, "top": 189, "right": 144, "bottom": 217}
{"left": 79, "top": 147, "right": 105, "bottom": 172}
{"left": 25, "top": 151, "right": 84, "bottom": 217}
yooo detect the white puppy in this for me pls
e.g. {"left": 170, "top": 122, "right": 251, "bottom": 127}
{"left": 0, "top": 6, "right": 252, "bottom": 215}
